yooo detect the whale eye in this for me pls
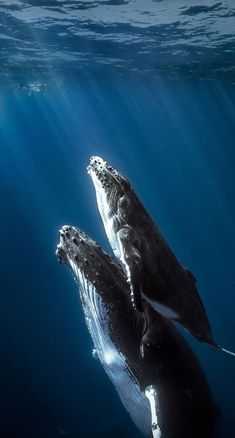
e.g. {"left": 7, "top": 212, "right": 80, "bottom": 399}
{"left": 118, "top": 196, "right": 130, "bottom": 211}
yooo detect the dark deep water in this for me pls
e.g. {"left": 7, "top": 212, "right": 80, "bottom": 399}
{"left": 1, "top": 1, "right": 235, "bottom": 438}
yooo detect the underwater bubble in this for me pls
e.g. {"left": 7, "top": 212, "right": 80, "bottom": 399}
{"left": 92, "top": 349, "right": 99, "bottom": 360}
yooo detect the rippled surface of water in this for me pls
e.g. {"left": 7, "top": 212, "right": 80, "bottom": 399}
{"left": 0, "top": 0, "right": 235, "bottom": 80}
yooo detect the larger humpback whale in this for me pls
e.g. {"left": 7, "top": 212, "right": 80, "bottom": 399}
{"left": 87, "top": 156, "right": 234, "bottom": 356}
{"left": 56, "top": 225, "right": 218, "bottom": 437}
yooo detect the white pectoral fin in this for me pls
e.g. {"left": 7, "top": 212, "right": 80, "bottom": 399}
{"left": 117, "top": 227, "right": 144, "bottom": 312}
{"left": 145, "top": 386, "right": 161, "bottom": 438}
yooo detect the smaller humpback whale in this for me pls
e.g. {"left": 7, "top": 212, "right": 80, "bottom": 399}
{"left": 87, "top": 156, "right": 234, "bottom": 356}
{"left": 56, "top": 225, "right": 218, "bottom": 438}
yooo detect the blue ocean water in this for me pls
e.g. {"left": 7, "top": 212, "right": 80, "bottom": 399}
{"left": 1, "top": 1, "right": 235, "bottom": 438}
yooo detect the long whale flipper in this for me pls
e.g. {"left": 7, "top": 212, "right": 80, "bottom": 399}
{"left": 145, "top": 386, "right": 161, "bottom": 438}
{"left": 117, "top": 226, "right": 144, "bottom": 311}
{"left": 56, "top": 225, "right": 218, "bottom": 437}
{"left": 87, "top": 156, "right": 234, "bottom": 357}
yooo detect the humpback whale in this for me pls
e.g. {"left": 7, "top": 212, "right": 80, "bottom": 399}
{"left": 87, "top": 156, "right": 234, "bottom": 356}
{"left": 56, "top": 225, "right": 218, "bottom": 437}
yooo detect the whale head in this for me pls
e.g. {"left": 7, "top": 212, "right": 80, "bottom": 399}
{"left": 56, "top": 224, "right": 125, "bottom": 297}
{"left": 87, "top": 156, "right": 151, "bottom": 265}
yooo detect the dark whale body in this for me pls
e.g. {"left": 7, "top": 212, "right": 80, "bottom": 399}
{"left": 56, "top": 225, "right": 218, "bottom": 437}
{"left": 87, "top": 156, "right": 234, "bottom": 357}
